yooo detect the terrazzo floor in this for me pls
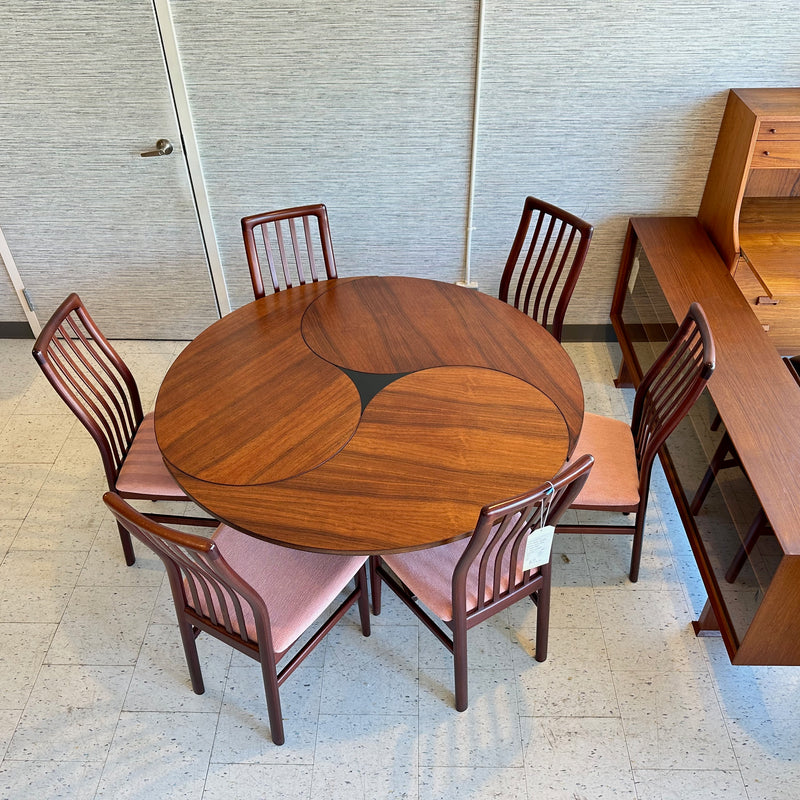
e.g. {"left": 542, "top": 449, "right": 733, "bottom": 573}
{"left": 0, "top": 336, "right": 798, "bottom": 799}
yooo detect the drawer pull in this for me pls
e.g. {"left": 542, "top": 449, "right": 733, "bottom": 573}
{"left": 763, "top": 150, "right": 770, "bottom": 156}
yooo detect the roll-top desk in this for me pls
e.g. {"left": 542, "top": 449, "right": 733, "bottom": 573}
{"left": 698, "top": 88, "right": 800, "bottom": 353}
{"left": 610, "top": 89, "right": 800, "bottom": 664}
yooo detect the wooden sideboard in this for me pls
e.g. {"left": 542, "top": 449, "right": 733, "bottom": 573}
{"left": 612, "top": 216, "right": 800, "bottom": 665}
{"left": 698, "top": 88, "right": 800, "bottom": 353}
{"left": 608, "top": 89, "right": 800, "bottom": 664}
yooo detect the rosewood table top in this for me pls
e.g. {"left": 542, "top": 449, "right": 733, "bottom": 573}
{"left": 155, "top": 276, "right": 584, "bottom": 554}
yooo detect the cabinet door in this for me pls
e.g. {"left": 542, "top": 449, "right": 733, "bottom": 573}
{"left": 0, "top": 1, "right": 219, "bottom": 339}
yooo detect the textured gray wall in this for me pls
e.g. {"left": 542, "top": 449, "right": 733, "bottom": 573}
{"left": 2, "top": 1, "right": 799, "bottom": 333}
{"left": 468, "top": 1, "right": 800, "bottom": 325}
{"left": 170, "top": 1, "right": 477, "bottom": 310}
{"left": 171, "top": 0, "right": 800, "bottom": 320}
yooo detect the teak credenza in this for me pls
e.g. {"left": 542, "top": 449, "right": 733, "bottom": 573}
{"left": 611, "top": 88, "right": 800, "bottom": 664}
{"left": 612, "top": 216, "right": 800, "bottom": 665}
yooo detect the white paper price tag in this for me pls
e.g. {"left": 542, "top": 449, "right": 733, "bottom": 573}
{"left": 523, "top": 525, "right": 555, "bottom": 571}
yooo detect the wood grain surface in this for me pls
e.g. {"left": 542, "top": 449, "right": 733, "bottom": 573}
{"left": 156, "top": 277, "right": 582, "bottom": 553}
{"left": 167, "top": 367, "right": 569, "bottom": 553}
{"left": 628, "top": 217, "right": 800, "bottom": 554}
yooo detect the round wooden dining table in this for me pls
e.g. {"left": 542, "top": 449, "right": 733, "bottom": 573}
{"left": 154, "top": 276, "right": 584, "bottom": 554}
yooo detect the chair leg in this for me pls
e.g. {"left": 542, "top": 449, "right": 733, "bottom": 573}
{"left": 369, "top": 556, "right": 382, "bottom": 615}
{"left": 259, "top": 657, "right": 285, "bottom": 746}
{"left": 176, "top": 614, "right": 205, "bottom": 695}
{"left": 725, "top": 508, "right": 769, "bottom": 583}
{"left": 534, "top": 568, "right": 551, "bottom": 663}
{"left": 116, "top": 521, "right": 136, "bottom": 566}
{"left": 689, "top": 432, "right": 734, "bottom": 515}
{"left": 452, "top": 621, "right": 469, "bottom": 712}
{"left": 629, "top": 512, "right": 645, "bottom": 583}
{"left": 356, "top": 565, "right": 372, "bottom": 636}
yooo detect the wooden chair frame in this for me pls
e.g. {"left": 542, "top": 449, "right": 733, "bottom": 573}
{"left": 371, "top": 455, "right": 593, "bottom": 711}
{"left": 104, "top": 491, "right": 370, "bottom": 745}
{"left": 559, "top": 303, "right": 716, "bottom": 582}
{"left": 498, "top": 195, "right": 594, "bottom": 342}
{"left": 32, "top": 293, "right": 214, "bottom": 565}
{"left": 241, "top": 203, "right": 337, "bottom": 299}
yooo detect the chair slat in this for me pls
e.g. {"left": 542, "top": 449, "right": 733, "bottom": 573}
{"left": 500, "top": 196, "right": 593, "bottom": 342}
{"left": 242, "top": 204, "right": 338, "bottom": 298}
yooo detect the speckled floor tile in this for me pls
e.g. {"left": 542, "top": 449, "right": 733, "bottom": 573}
{"left": 419, "top": 766, "right": 526, "bottom": 800}
{"left": 6, "top": 664, "right": 132, "bottom": 761}
{"left": 614, "top": 668, "right": 736, "bottom": 771}
{"left": 0, "top": 550, "right": 86, "bottom": 623}
{"left": 95, "top": 710, "right": 217, "bottom": 800}
{"left": 211, "top": 664, "right": 320, "bottom": 765}
{"left": 521, "top": 716, "right": 636, "bottom": 799}
{"left": 509, "top": 585, "right": 600, "bottom": 630}
{"left": 0, "top": 414, "right": 73, "bottom": 463}
{"left": 321, "top": 623, "right": 419, "bottom": 716}
{"left": 725, "top": 712, "right": 800, "bottom": 800}
{"left": 514, "top": 627, "right": 619, "bottom": 718}
{"left": 0, "top": 624, "right": 55, "bottom": 710}
{"left": 705, "top": 637, "right": 800, "bottom": 724}
{"left": 594, "top": 588, "right": 707, "bottom": 673}
{"left": 0, "top": 759, "right": 103, "bottom": 800}
{"left": 418, "top": 610, "right": 514, "bottom": 671}
{"left": 633, "top": 768, "right": 748, "bottom": 799}
{"left": 12, "top": 490, "right": 105, "bottom": 551}
{"left": 77, "top": 516, "right": 165, "bottom": 587}
{"left": 122, "top": 622, "right": 231, "bottom": 713}
{"left": 582, "top": 523, "right": 681, "bottom": 590}
{"left": 0, "top": 520, "right": 21, "bottom": 562}
{"left": 418, "top": 668, "right": 522, "bottom": 767}
{"left": 203, "top": 763, "right": 313, "bottom": 800}
{"left": 0, "top": 464, "right": 50, "bottom": 520}
{"left": 312, "top": 713, "right": 419, "bottom": 800}
{"left": 45, "top": 584, "right": 157, "bottom": 666}
{"left": 0, "top": 709, "right": 21, "bottom": 760}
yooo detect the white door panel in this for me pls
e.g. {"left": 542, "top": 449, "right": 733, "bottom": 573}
{"left": 0, "top": 1, "right": 218, "bottom": 338}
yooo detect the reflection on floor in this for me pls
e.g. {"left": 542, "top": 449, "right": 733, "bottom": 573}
{"left": 0, "top": 337, "right": 798, "bottom": 800}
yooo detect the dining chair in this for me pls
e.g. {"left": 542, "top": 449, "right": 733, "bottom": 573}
{"left": 557, "top": 302, "right": 716, "bottom": 582}
{"left": 241, "top": 203, "right": 337, "bottom": 299}
{"left": 370, "top": 454, "right": 594, "bottom": 712}
{"left": 32, "top": 293, "right": 215, "bottom": 566}
{"left": 103, "top": 491, "right": 370, "bottom": 745}
{"left": 498, "top": 195, "right": 594, "bottom": 342}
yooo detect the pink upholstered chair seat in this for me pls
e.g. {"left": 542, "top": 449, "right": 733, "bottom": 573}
{"left": 191, "top": 525, "right": 367, "bottom": 654}
{"left": 116, "top": 413, "right": 187, "bottom": 499}
{"left": 383, "top": 524, "right": 531, "bottom": 622}
{"left": 568, "top": 412, "right": 640, "bottom": 511}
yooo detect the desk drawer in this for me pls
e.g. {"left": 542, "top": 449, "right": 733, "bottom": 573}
{"left": 758, "top": 121, "right": 800, "bottom": 140}
{"left": 751, "top": 138, "right": 800, "bottom": 169}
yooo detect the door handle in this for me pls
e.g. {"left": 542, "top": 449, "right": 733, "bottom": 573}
{"left": 140, "top": 138, "right": 174, "bottom": 157}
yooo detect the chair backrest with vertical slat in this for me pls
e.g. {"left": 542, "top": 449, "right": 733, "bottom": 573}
{"left": 453, "top": 454, "right": 594, "bottom": 618}
{"left": 498, "top": 196, "right": 594, "bottom": 342}
{"left": 32, "top": 293, "right": 143, "bottom": 489}
{"left": 104, "top": 491, "right": 273, "bottom": 654}
{"left": 241, "top": 203, "right": 338, "bottom": 299}
{"left": 632, "top": 302, "right": 716, "bottom": 480}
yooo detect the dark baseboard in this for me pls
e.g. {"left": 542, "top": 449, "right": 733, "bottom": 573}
{"left": 0, "top": 321, "right": 34, "bottom": 339}
{"left": 559, "top": 324, "right": 618, "bottom": 343}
